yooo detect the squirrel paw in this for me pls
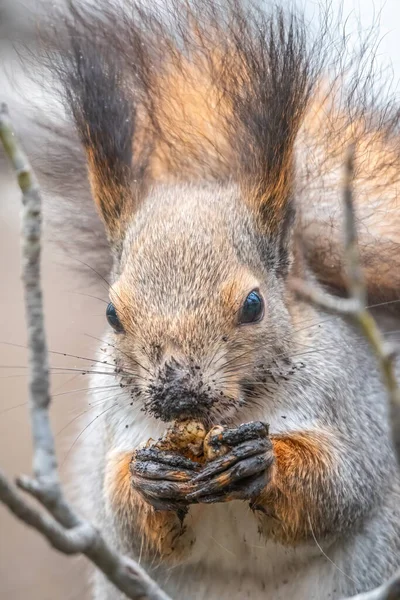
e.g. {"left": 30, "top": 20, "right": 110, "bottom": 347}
{"left": 187, "top": 422, "right": 274, "bottom": 504}
{"left": 130, "top": 447, "right": 200, "bottom": 513}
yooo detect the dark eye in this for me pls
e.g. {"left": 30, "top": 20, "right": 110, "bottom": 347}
{"left": 239, "top": 290, "right": 264, "bottom": 325}
{"left": 106, "top": 302, "right": 124, "bottom": 333}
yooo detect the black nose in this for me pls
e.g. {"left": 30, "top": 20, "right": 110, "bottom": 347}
{"left": 145, "top": 359, "right": 215, "bottom": 422}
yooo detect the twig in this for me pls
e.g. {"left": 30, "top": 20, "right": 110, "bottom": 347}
{"left": 291, "top": 145, "right": 400, "bottom": 600}
{"left": 291, "top": 144, "right": 400, "bottom": 414}
{"left": 0, "top": 103, "right": 172, "bottom": 600}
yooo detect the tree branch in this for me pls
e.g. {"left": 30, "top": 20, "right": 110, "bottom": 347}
{"left": 291, "top": 144, "right": 400, "bottom": 414}
{"left": 291, "top": 145, "right": 400, "bottom": 600}
{"left": 0, "top": 103, "right": 172, "bottom": 600}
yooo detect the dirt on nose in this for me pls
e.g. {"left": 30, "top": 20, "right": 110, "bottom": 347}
{"left": 145, "top": 358, "right": 216, "bottom": 421}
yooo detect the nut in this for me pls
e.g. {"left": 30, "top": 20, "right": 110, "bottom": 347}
{"left": 153, "top": 419, "right": 207, "bottom": 460}
{"left": 203, "top": 425, "right": 229, "bottom": 460}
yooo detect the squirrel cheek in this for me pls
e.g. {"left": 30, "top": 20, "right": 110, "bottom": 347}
{"left": 219, "top": 381, "right": 241, "bottom": 402}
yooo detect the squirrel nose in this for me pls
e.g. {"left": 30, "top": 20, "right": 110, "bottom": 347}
{"left": 145, "top": 355, "right": 215, "bottom": 422}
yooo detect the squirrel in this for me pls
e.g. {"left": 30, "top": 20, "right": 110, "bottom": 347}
{"left": 34, "top": 0, "right": 400, "bottom": 598}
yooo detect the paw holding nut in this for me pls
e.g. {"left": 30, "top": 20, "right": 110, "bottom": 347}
{"left": 130, "top": 420, "right": 273, "bottom": 512}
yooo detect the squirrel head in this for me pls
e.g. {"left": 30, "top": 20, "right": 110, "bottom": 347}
{"left": 52, "top": 2, "right": 314, "bottom": 425}
{"left": 105, "top": 183, "right": 294, "bottom": 425}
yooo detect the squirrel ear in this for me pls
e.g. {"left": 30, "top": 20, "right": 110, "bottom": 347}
{"left": 245, "top": 168, "right": 296, "bottom": 277}
{"left": 227, "top": 11, "right": 314, "bottom": 270}
{"left": 244, "top": 156, "right": 296, "bottom": 239}
{"left": 239, "top": 121, "right": 298, "bottom": 276}
{"left": 55, "top": 31, "right": 145, "bottom": 247}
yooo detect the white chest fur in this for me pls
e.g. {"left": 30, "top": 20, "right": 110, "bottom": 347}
{"left": 87, "top": 372, "right": 349, "bottom": 600}
{"left": 157, "top": 500, "right": 340, "bottom": 600}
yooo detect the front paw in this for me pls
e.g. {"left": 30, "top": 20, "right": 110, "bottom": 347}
{"left": 187, "top": 422, "right": 274, "bottom": 504}
{"left": 130, "top": 447, "right": 200, "bottom": 514}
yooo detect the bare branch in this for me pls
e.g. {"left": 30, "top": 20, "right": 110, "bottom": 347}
{"left": 291, "top": 145, "right": 400, "bottom": 600}
{"left": 291, "top": 144, "right": 400, "bottom": 413}
{"left": 0, "top": 471, "right": 96, "bottom": 554}
{"left": 0, "top": 101, "right": 77, "bottom": 527}
{"left": 342, "top": 143, "right": 366, "bottom": 308}
{"left": 288, "top": 280, "right": 359, "bottom": 314}
{"left": 0, "top": 104, "right": 173, "bottom": 600}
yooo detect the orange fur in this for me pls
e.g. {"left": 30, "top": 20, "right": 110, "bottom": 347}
{"left": 298, "top": 88, "right": 400, "bottom": 302}
{"left": 133, "top": 49, "right": 295, "bottom": 233}
{"left": 255, "top": 432, "right": 336, "bottom": 544}
{"left": 104, "top": 452, "right": 187, "bottom": 559}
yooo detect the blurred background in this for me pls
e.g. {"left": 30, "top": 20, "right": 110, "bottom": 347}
{"left": 0, "top": 0, "right": 399, "bottom": 598}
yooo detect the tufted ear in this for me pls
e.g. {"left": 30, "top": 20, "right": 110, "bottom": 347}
{"left": 53, "top": 21, "right": 145, "bottom": 251}
{"left": 221, "top": 11, "right": 319, "bottom": 271}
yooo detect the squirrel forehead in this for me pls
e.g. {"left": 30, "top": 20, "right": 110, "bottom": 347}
{"left": 123, "top": 182, "right": 246, "bottom": 245}
{"left": 115, "top": 232, "right": 258, "bottom": 311}
{"left": 117, "top": 186, "right": 259, "bottom": 288}
{"left": 109, "top": 184, "right": 268, "bottom": 325}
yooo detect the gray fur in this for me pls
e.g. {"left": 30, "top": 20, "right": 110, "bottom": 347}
{"left": 31, "top": 1, "right": 400, "bottom": 598}
{"left": 78, "top": 182, "right": 400, "bottom": 599}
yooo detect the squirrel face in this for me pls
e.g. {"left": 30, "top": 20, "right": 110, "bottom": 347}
{"left": 50, "top": 0, "right": 309, "bottom": 427}
{"left": 106, "top": 183, "right": 293, "bottom": 426}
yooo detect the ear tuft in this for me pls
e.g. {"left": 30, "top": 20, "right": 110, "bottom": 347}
{"left": 232, "top": 11, "right": 319, "bottom": 234}
{"left": 48, "top": 11, "right": 142, "bottom": 246}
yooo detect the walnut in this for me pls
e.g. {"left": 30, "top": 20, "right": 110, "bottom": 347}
{"left": 143, "top": 420, "right": 232, "bottom": 462}
{"left": 203, "top": 426, "right": 229, "bottom": 460}
{"left": 149, "top": 419, "right": 207, "bottom": 461}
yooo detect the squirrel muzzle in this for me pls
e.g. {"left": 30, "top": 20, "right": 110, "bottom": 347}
{"left": 144, "top": 357, "right": 218, "bottom": 422}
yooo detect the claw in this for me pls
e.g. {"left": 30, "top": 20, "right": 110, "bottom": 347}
{"left": 206, "top": 421, "right": 269, "bottom": 452}
{"left": 187, "top": 452, "right": 271, "bottom": 500}
{"left": 134, "top": 447, "right": 200, "bottom": 471}
{"left": 131, "top": 473, "right": 194, "bottom": 499}
{"left": 193, "top": 438, "right": 271, "bottom": 483}
{"left": 133, "top": 461, "right": 194, "bottom": 481}
{"left": 195, "top": 473, "right": 268, "bottom": 504}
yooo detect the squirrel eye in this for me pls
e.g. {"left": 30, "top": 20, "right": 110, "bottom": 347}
{"left": 239, "top": 290, "right": 264, "bottom": 325}
{"left": 106, "top": 302, "right": 124, "bottom": 333}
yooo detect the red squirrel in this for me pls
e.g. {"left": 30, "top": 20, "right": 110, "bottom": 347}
{"left": 34, "top": 1, "right": 400, "bottom": 598}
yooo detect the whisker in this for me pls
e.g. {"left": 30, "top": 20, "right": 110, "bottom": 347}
{"left": 63, "top": 398, "right": 136, "bottom": 466}
{"left": 68, "top": 291, "right": 109, "bottom": 304}
{"left": 205, "top": 342, "right": 224, "bottom": 372}
{"left": 63, "top": 255, "right": 113, "bottom": 291}
{"left": 49, "top": 367, "right": 141, "bottom": 378}
{"left": 56, "top": 408, "right": 92, "bottom": 437}
{"left": 60, "top": 403, "right": 119, "bottom": 469}
{"left": 292, "top": 298, "right": 400, "bottom": 336}
{"left": 52, "top": 383, "right": 124, "bottom": 399}
{"left": 0, "top": 401, "right": 31, "bottom": 416}
{"left": 0, "top": 371, "right": 73, "bottom": 378}
{"left": 222, "top": 361, "right": 256, "bottom": 374}
{"left": 52, "top": 372, "right": 82, "bottom": 393}
{"left": 209, "top": 350, "right": 253, "bottom": 378}
{"left": 56, "top": 384, "right": 131, "bottom": 437}
{"left": 84, "top": 333, "right": 152, "bottom": 375}
{"left": 0, "top": 381, "right": 128, "bottom": 416}
{"left": 0, "top": 340, "right": 135, "bottom": 373}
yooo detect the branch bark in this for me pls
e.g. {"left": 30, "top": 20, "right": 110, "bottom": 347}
{"left": 291, "top": 144, "right": 400, "bottom": 414}
{"left": 1, "top": 107, "right": 400, "bottom": 600}
{"left": 0, "top": 103, "right": 172, "bottom": 600}
{"left": 291, "top": 145, "right": 400, "bottom": 600}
